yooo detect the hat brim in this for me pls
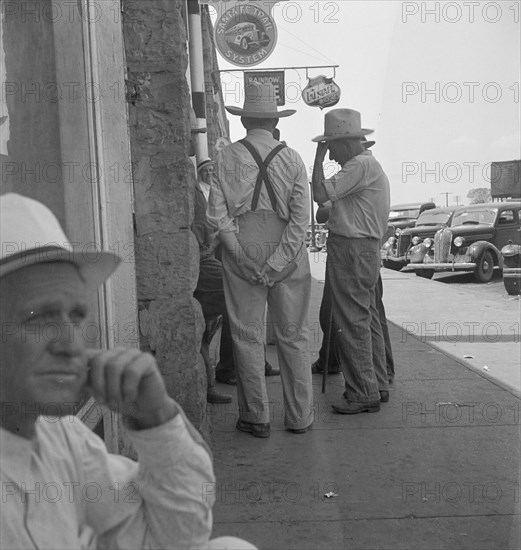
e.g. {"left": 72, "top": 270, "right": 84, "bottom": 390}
{"left": 225, "top": 106, "right": 296, "bottom": 118}
{"left": 197, "top": 159, "right": 214, "bottom": 172}
{"left": 0, "top": 247, "right": 121, "bottom": 291}
{"left": 312, "top": 128, "right": 374, "bottom": 142}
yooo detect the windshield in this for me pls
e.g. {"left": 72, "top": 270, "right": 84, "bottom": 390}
{"left": 451, "top": 209, "right": 497, "bottom": 226}
{"left": 416, "top": 211, "right": 452, "bottom": 225}
{"left": 389, "top": 208, "right": 420, "bottom": 220}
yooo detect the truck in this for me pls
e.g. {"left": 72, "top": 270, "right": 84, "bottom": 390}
{"left": 491, "top": 160, "right": 521, "bottom": 200}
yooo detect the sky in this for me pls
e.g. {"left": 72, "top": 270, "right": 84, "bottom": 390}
{"left": 210, "top": 0, "right": 520, "bottom": 206}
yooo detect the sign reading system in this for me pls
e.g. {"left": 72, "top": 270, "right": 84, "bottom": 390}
{"left": 213, "top": 1, "right": 278, "bottom": 67}
{"left": 244, "top": 71, "right": 285, "bottom": 105}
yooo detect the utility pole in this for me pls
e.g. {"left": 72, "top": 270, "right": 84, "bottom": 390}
{"left": 441, "top": 192, "right": 452, "bottom": 206}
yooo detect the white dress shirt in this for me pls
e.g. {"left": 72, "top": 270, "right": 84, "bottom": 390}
{"left": 0, "top": 413, "right": 215, "bottom": 549}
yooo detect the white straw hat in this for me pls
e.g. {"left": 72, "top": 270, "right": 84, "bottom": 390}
{"left": 312, "top": 108, "right": 373, "bottom": 142}
{"left": 226, "top": 82, "right": 295, "bottom": 118}
{"left": 0, "top": 193, "right": 120, "bottom": 289}
{"left": 197, "top": 158, "right": 214, "bottom": 172}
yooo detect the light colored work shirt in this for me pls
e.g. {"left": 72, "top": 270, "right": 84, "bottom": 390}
{"left": 323, "top": 150, "right": 390, "bottom": 239}
{"left": 198, "top": 180, "right": 211, "bottom": 202}
{"left": 0, "top": 413, "right": 215, "bottom": 550}
{"left": 208, "top": 128, "right": 310, "bottom": 272}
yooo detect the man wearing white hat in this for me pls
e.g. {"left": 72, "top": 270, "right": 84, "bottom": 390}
{"left": 0, "top": 193, "right": 255, "bottom": 549}
{"left": 311, "top": 109, "right": 390, "bottom": 414}
{"left": 208, "top": 82, "right": 314, "bottom": 438}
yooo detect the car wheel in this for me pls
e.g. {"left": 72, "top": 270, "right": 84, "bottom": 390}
{"left": 415, "top": 270, "right": 434, "bottom": 279}
{"left": 240, "top": 38, "right": 249, "bottom": 50}
{"left": 382, "top": 260, "right": 402, "bottom": 271}
{"left": 474, "top": 250, "right": 494, "bottom": 283}
{"left": 504, "top": 277, "right": 521, "bottom": 295}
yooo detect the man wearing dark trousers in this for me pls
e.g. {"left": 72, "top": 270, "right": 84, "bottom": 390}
{"left": 311, "top": 138, "right": 395, "bottom": 383}
{"left": 311, "top": 109, "right": 390, "bottom": 414}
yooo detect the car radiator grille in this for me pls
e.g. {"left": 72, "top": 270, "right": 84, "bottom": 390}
{"left": 397, "top": 234, "right": 412, "bottom": 256}
{"left": 434, "top": 229, "right": 452, "bottom": 262}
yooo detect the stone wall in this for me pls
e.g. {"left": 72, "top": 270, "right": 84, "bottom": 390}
{"left": 122, "top": 0, "right": 207, "bottom": 433}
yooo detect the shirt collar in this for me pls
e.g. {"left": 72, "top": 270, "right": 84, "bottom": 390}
{"left": 0, "top": 425, "right": 36, "bottom": 486}
{"left": 344, "top": 150, "right": 372, "bottom": 166}
{"left": 246, "top": 128, "right": 275, "bottom": 139}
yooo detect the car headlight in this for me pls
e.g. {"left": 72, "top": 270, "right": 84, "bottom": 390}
{"left": 412, "top": 236, "right": 422, "bottom": 245}
{"left": 453, "top": 236, "right": 465, "bottom": 247}
{"left": 395, "top": 228, "right": 402, "bottom": 237}
{"left": 387, "top": 237, "right": 396, "bottom": 245}
{"left": 423, "top": 238, "right": 433, "bottom": 248}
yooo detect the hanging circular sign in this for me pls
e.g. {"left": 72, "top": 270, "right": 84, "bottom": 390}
{"left": 214, "top": 2, "right": 278, "bottom": 67}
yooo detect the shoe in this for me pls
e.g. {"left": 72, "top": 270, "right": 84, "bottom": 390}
{"left": 287, "top": 424, "right": 313, "bottom": 434}
{"left": 207, "top": 387, "right": 233, "bottom": 404}
{"left": 379, "top": 390, "right": 390, "bottom": 403}
{"left": 311, "top": 359, "right": 340, "bottom": 375}
{"left": 236, "top": 419, "right": 270, "bottom": 438}
{"left": 215, "top": 372, "right": 237, "bottom": 385}
{"left": 332, "top": 399, "right": 380, "bottom": 414}
{"left": 265, "top": 362, "right": 280, "bottom": 377}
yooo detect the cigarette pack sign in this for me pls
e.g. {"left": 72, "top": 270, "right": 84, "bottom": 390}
{"left": 244, "top": 71, "right": 285, "bottom": 105}
{"left": 302, "top": 75, "right": 341, "bottom": 109}
{"left": 211, "top": 0, "right": 278, "bottom": 67}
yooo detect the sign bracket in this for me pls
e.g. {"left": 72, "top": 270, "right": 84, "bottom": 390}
{"left": 215, "top": 64, "right": 339, "bottom": 74}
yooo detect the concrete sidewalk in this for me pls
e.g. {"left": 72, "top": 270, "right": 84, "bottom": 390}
{"left": 209, "top": 253, "right": 520, "bottom": 550}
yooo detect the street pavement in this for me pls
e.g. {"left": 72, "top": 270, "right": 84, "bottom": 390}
{"left": 210, "top": 250, "right": 521, "bottom": 550}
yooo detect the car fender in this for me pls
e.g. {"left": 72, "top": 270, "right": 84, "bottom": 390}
{"left": 501, "top": 243, "right": 521, "bottom": 257}
{"left": 408, "top": 242, "right": 428, "bottom": 263}
{"left": 468, "top": 241, "right": 500, "bottom": 267}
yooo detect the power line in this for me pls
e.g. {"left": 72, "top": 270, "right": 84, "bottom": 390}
{"left": 278, "top": 24, "right": 338, "bottom": 65}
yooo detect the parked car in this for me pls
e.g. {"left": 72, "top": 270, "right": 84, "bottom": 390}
{"left": 408, "top": 202, "right": 521, "bottom": 282}
{"left": 306, "top": 223, "right": 326, "bottom": 249}
{"left": 381, "top": 206, "right": 458, "bottom": 271}
{"left": 501, "top": 241, "right": 521, "bottom": 295}
{"left": 382, "top": 201, "right": 436, "bottom": 243}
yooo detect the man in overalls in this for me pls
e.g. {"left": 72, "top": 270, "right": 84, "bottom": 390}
{"left": 208, "top": 82, "right": 313, "bottom": 438}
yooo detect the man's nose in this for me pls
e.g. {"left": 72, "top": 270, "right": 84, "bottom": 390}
{"left": 47, "top": 317, "right": 86, "bottom": 357}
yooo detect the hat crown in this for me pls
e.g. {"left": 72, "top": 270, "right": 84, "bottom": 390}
{"left": 242, "top": 82, "right": 278, "bottom": 115}
{"left": 0, "top": 193, "right": 70, "bottom": 260}
{"left": 0, "top": 193, "right": 120, "bottom": 288}
{"left": 324, "top": 108, "right": 362, "bottom": 137}
{"left": 225, "top": 82, "right": 296, "bottom": 118}
{"left": 312, "top": 108, "right": 374, "bottom": 142}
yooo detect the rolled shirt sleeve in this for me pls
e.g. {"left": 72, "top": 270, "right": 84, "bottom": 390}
{"left": 79, "top": 412, "right": 215, "bottom": 550}
{"left": 207, "top": 149, "right": 238, "bottom": 234}
{"left": 323, "top": 156, "right": 368, "bottom": 202}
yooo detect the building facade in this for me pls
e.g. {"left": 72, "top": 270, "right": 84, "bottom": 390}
{"left": 0, "top": 0, "right": 229, "bottom": 450}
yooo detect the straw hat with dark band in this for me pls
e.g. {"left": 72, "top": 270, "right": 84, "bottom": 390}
{"left": 226, "top": 82, "right": 295, "bottom": 119}
{"left": 0, "top": 193, "right": 120, "bottom": 290}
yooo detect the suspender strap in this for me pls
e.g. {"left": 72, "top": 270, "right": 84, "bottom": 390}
{"left": 239, "top": 139, "right": 287, "bottom": 212}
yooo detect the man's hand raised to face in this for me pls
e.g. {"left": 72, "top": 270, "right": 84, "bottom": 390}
{"left": 86, "top": 348, "right": 179, "bottom": 430}
{"left": 312, "top": 142, "right": 329, "bottom": 205}
{"left": 314, "top": 141, "right": 329, "bottom": 164}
